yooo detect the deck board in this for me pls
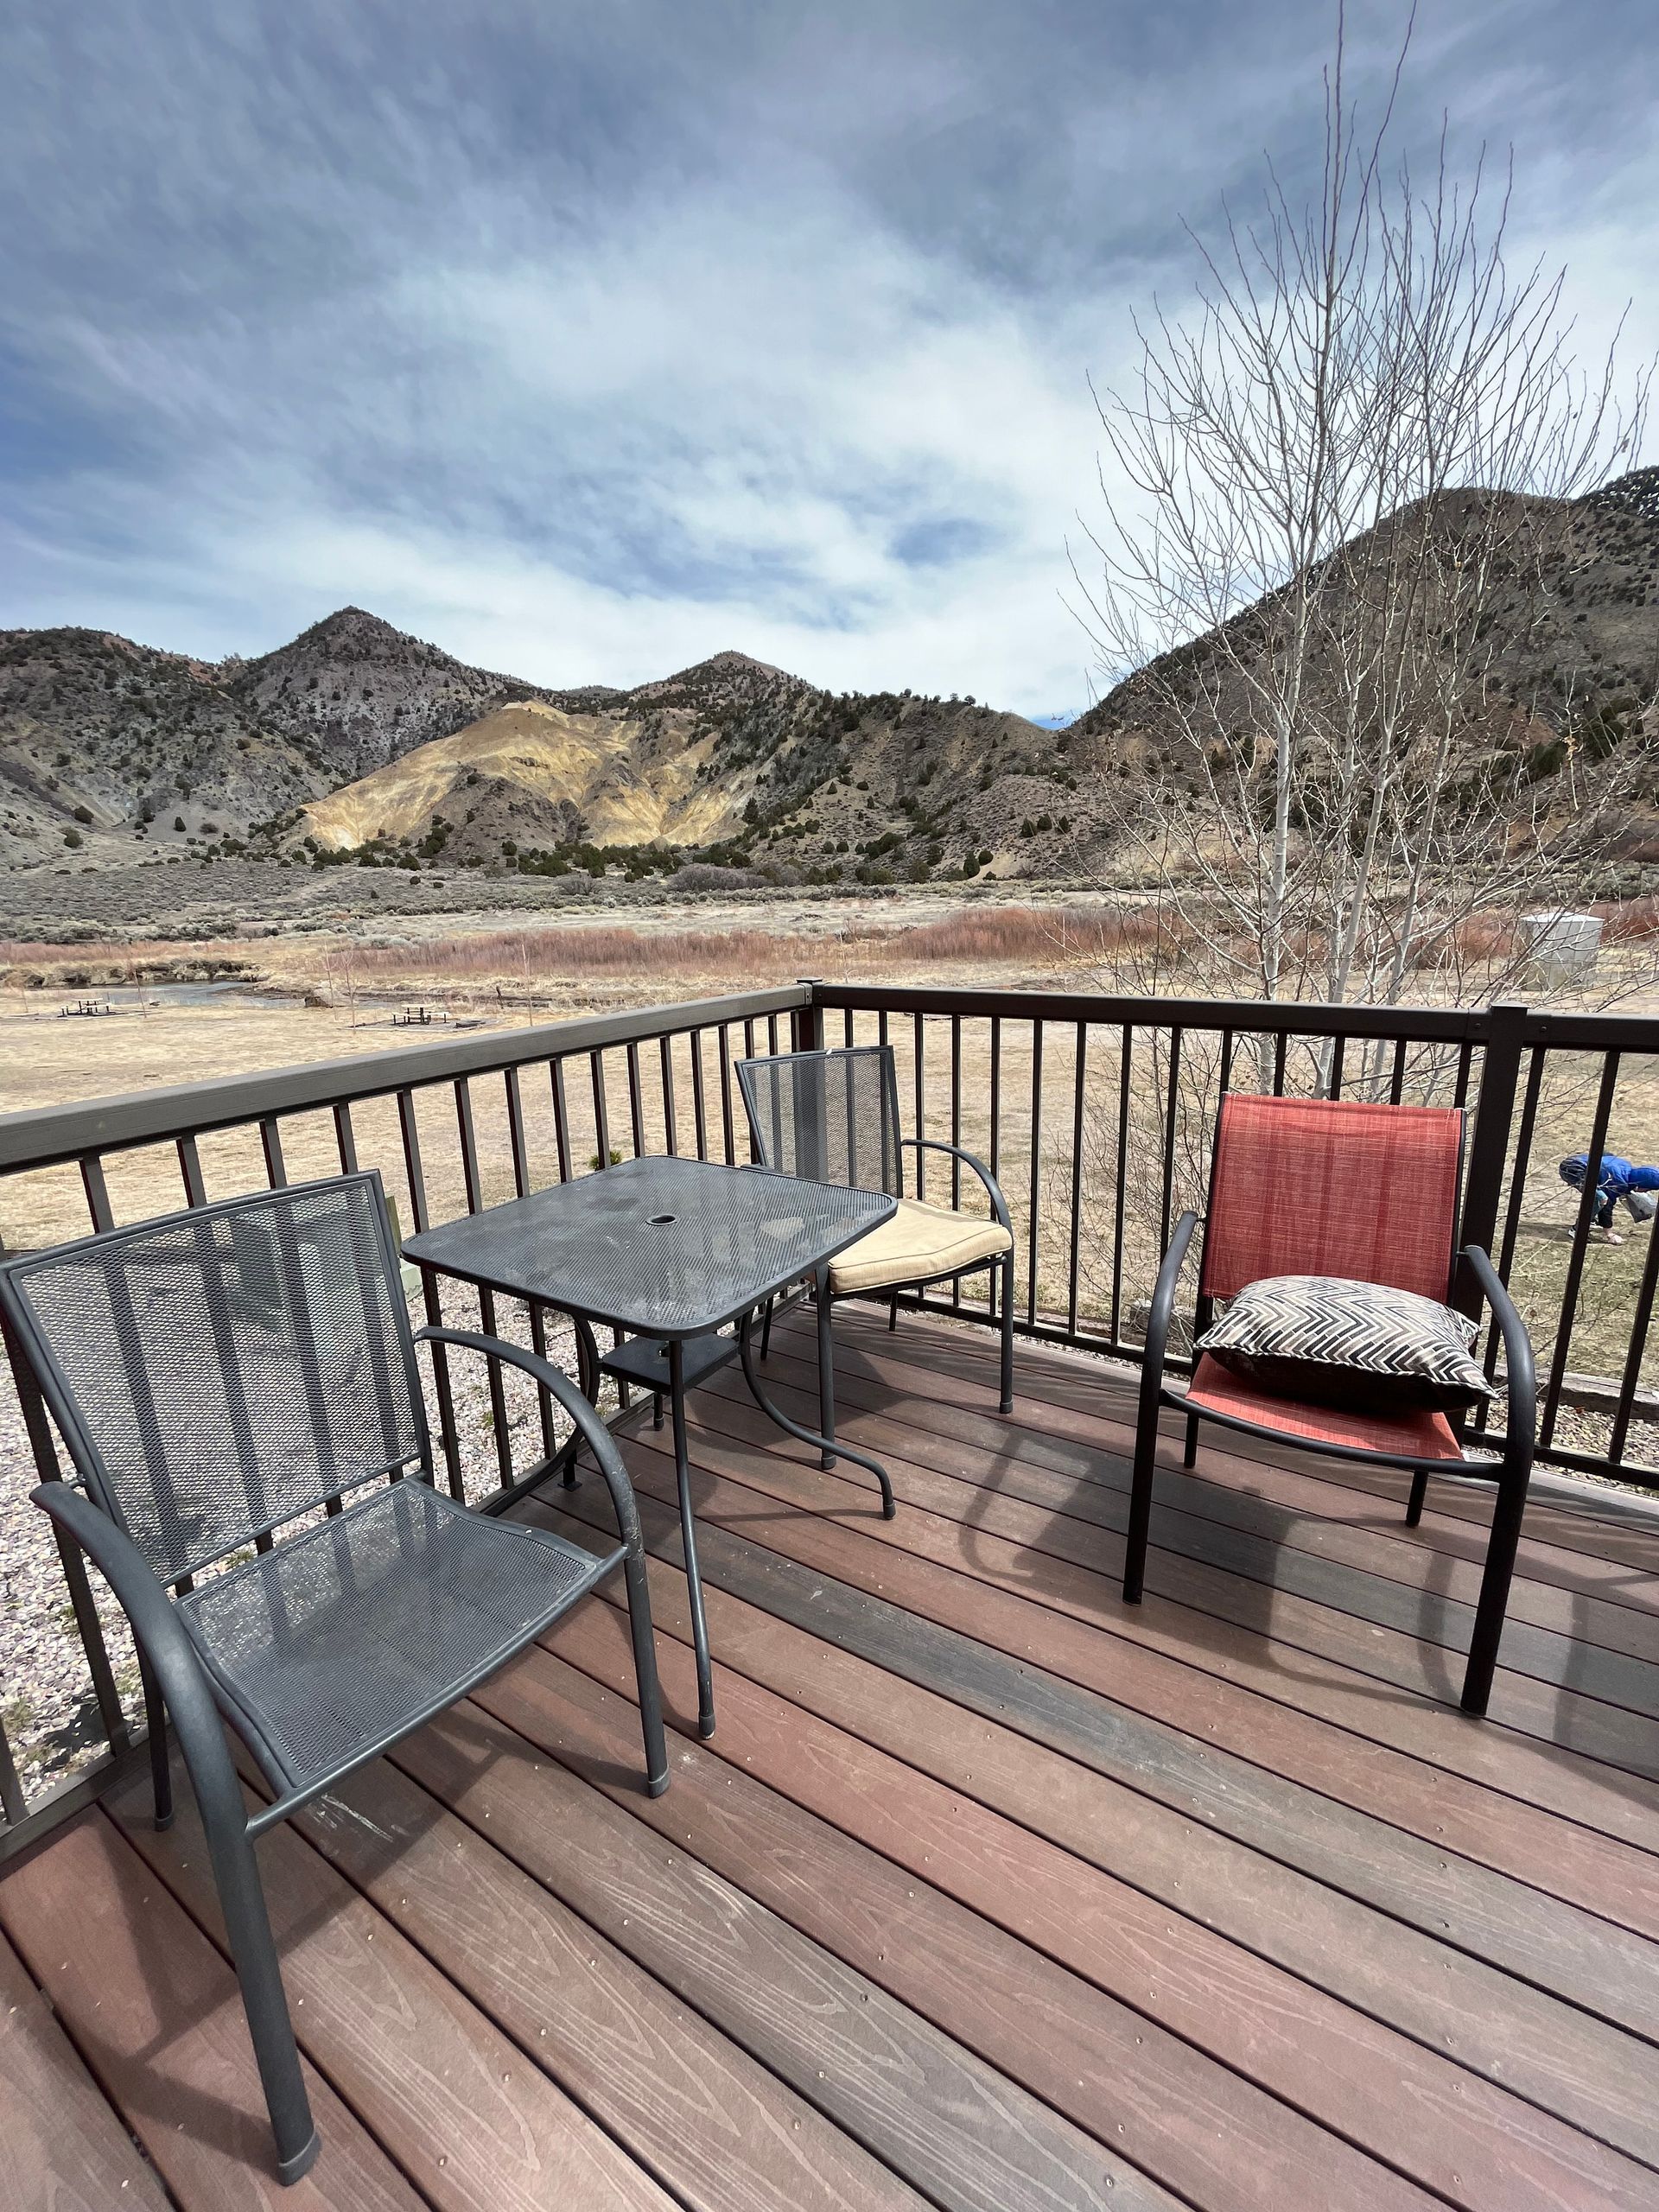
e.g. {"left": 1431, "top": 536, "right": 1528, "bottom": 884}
{"left": 2, "top": 1306, "right": 1658, "bottom": 2209}
{"left": 0, "top": 1923, "right": 172, "bottom": 2212}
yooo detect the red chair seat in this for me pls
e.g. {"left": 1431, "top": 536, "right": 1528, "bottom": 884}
{"left": 1182, "top": 1353, "right": 1465, "bottom": 1462}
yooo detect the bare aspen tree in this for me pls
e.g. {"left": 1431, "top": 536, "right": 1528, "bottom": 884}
{"left": 1069, "top": 10, "right": 1651, "bottom": 1040}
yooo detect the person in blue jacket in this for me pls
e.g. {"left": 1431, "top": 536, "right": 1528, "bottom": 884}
{"left": 1560, "top": 1153, "right": 1659, "bottom": 1243}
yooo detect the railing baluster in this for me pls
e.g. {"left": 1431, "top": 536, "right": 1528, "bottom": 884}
{"left": 912, "top": 1012, "right": 926, "bottom": 1204}
{"left": 1389, "top": 1036, "right": 1408, "bottom": 1103}
{"left": 79, "top": 1154, "right": 114, "bottom": 1233}
{"left": 398, "top": 1086, "right": 463, "bottom": 1497}
{"left": 332, "top": 1103, "right": 358, "bottom": 1175}
{"left": 1272, "top": 1033, "right": 1287, "bottom": 1096}
{"left": 1027, "top": 1020, "right": 1044, "bottom": 1327}
{"left": 503, "top": 1067, "right": 556, "bottom": 1460}
{"left": 842, "top": 1007, "right": 854, "bottom": 1047}
{"left": 1610, "top": 1207, "right": 1659, "bottom": 1466}
{"left": 1159, "top": 1029, "right": 1183, "bottom": 1259}
{"left": 550, "top": 1058, "right": 572, "bottom": 1182}
{"left": 766, "top": 1012, "right": 779, "bottom": 1054}
{"left": 690, "top": 1031, "right": 709, "bottom": 1160}
{"left": 660, "top": 1034, "right": 678, "bottom": 1157}
{"left": 504, "top": 1067, "right": 531, "bottom": 1196}
{"left": 591, "top": 1051, "right": 612, "bottom": 1170}
{"left": 1067, "top": 1021, "right": 1087, "bottom": 1337}
{"left": 950, "top": 1014, "right": 963, "bottom": 1309}
{"left": 989, "top": 1015, "right": 1001, "bottom": 1179}
{"left": 455, "top": 1077, "right": 513, "bottom": 1493}
{"left": 1452, "top": 1041, "right": 1474, "bottom": 1109}
{"left": 1540, "top": 1051, "right": 1621, "bottom": 1448}
{"left": 718, "top": 1024, "right": 736, "bottom": 1163}
{"left": 258, "top": 1116, "right": 287, "bottom": 1187}
{"left": 177, "top": 1133, "right": 209, "bottom": 1206}
{"left": 625, "top": 1041, "right": 645, "bottom": 1159}
{"left": 1110, "top": 1024, "right": 1132, "bottom": 1347}
{"left": 1327, "top": 1034, "right": 1345, "bottom": 1100}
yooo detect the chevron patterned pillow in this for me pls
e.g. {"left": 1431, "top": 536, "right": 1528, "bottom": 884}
{"left": 1197, "top": 1274, "right": 1495, "bottom": 1414}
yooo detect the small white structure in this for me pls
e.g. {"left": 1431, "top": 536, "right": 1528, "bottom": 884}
{"left": 1521, "top": 909, "right": 1604, "bottom": 982}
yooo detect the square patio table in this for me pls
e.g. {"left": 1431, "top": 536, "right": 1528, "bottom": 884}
{"left": 404, "top": 1155, "right": 896, "bottom": 1735}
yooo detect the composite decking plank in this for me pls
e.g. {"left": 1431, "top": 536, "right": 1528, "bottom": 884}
{"left": 0, "top": 1921, "right": 174, "bottom": 2212}
{"left": 849, "top": 1312, "right": 1659, "bottom": 1592}
{"left": 270, "top": 1746, "right": 934, "bottom": 2212}
{"left": 106, "top": 1767, "right": 677, "bottom": 2212}
{"left": 718, "top": 1339, "right": 1659, "bottom": 1933}
{"left": 0, "top": 1810, "right": 423, "bottom": 2212}
{"left": 701, "top": 1353, "right": 1659, "bottom": 1712}
{"left": 628, "top": 1401, "right": 1659, "bottom": 1844}
{"left": 594, "top": 1435, "right": 1659, "bottom": 2020}
{"left": 528, "top": 1482, "right": 1659, "bottom": 2171}
{"left": 533, "top": 1577, "right": 1659, "bottom": 2212}
{"left": 680, "top": 1375, "right": 1659, "bottom": 1770}
{"left": 466, "top": 1644, "right": 1437, "bottom": 2212}
{"left": 396, "top": 1703, "right": 1181, "bottom": 2212}
{"left": 753, "top": 1331, "right": 1659, "bottom": 1668}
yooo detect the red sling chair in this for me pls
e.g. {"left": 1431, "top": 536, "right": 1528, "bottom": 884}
{"left": 1122, "top": 1093, "right": 1535, "bottom": 1715}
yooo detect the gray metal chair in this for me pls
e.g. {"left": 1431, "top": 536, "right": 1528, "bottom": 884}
{"left": 0, "top": 1172, "right": 666, "bottom": 2186}
{"left": 736, "top": 1043, "right": 1015, "bottom": 1421}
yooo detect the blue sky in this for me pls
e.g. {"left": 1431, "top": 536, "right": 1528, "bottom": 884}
{"left": 2, "top": 2, "right": 1655, "bottom": 717}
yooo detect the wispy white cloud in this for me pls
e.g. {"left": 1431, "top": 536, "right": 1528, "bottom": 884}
{"left": 1, "top": 0, "right": 1654, "bottom": 715}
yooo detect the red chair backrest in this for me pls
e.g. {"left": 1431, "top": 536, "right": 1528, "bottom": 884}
{"left": 1200, "top": 1094, "right": 1462, "bottom": 1303}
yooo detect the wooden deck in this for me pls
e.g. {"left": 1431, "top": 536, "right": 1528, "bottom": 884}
{"left": 4, "top": 1304, "right": 1659, "bottom": 2210}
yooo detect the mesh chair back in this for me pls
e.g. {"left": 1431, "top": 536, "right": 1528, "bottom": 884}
{"left": 736, "top": 1046, "right": 903, "bottom": 1196}
{"left": 0, "top": 1174, "right": 428, "bottom": 1586}
{"left": 1200, "top": 1094, "right": 1462, "bottom": 1303}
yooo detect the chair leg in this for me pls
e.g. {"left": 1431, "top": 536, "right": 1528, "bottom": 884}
{"left": 760, "top": 1296, "right": 774, "bottom": 1360}
{"left": 999, "top": 1252, "right": 1014, "bottom": 1414}
{"left": 621, "top": 1552, "right": 670, "bottom": 1796}
{"left": 1461, "top": 1461, "right": 1529, "bottom": 1717}
{"left": 1122, "top": 1385, "right": 1163, "bottom": 1605}
{"left": 652, "top": 1391, "right": 664, "bottom": 1432}
{"left": 175, "top": 1739, "right": 318, "bottom": 2183}
{"left": 1405, "top": 1470, "right": 1430, "bottom": 1526}
{"left": 138, "top": 1656, "right": 172, "bottom": 1830}
{"left": 1182, "top": 1411, "right": 1199, "bottom": 1470}
{"left": 887, "top": 1289, "right": 899, "bottom": 1332}
{"left": 816, "top": 1268, "right": 836, "bottom": 1471}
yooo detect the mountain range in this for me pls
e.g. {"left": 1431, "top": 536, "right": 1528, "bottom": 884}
{"left": 3, "top": 467, "right": 1657, "bottom": 886}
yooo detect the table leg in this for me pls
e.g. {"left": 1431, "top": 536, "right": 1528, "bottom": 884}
{"left": 739, "top": 1306, "right": 894, "bottom": 1519}
{"left": 669, "top": 1338, "right": 717, "bottom": 1738}
{"left": 815, "top": 1266, "right": 836, "bottom": 1472}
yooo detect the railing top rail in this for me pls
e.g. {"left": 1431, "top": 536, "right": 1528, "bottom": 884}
{"left": 0, "top": 985, "right": 810, "bottom": 1175}
{"left": 809, "top": 982, "right": 1498, "bottom": 1039}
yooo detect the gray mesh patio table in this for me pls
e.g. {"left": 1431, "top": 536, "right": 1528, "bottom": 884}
{"left": 404, "top": 1155, "right": 896, "bottom": 1735}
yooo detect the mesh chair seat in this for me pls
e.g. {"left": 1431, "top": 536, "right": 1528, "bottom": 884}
{"left": 179, "top": 1479, "right": 613, "bottom": 1797}
{"left": 827, "top": 1197, "right": 1013, "bottom": 1294}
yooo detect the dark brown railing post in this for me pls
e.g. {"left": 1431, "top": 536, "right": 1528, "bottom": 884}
{"left": 1457, "top": 1001, "right": 1529, "bottom": 1319}
{"left": 793, "top": 982, "right": 824, "bottom": 1055}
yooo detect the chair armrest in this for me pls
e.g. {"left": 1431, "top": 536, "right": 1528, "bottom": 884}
{"left": 1457, "top": 1245, "right": 1536, "bottom": 1474}
{"left": 1143, "top": 1211, "right": 1201, "bottom": 1402}
{"left": 415, "top": 1327, "right": 646, "bottom": 1549}
{"left": 29, "top": 1483, "right": 252, "bottom": 1819}
{"left": 899, "top": 1137, "right": 1012, "bottom": 1231}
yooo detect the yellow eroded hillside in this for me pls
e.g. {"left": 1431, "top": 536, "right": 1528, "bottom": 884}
{"left": 303, "top": 699, "right": 740, "bottom": 850}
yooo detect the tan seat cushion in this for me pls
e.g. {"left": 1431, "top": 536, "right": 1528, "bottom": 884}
{"left": 828, "top": 1197, "right": 1013, "bottom": 1295}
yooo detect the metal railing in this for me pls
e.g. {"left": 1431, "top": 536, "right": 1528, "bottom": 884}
{"left": 3, "top": 976, "right": 1657, "bottom": 1849}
